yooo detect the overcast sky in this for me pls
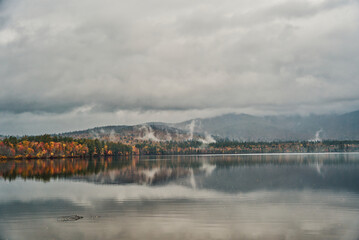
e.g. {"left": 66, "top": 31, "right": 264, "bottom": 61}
{"left": 1, "top": 0, "right": 359, "bottom": 135}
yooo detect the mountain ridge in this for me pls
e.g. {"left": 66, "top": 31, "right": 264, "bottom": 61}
{"left": 60, "top": 110, "right": 359, "bottom": 142}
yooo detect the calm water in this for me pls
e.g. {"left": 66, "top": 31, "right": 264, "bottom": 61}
{"left": 1, "top": 153, "right": 359, "bottom": 240}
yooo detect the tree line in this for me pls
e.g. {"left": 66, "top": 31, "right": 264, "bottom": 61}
{"left": 0, "top": 135, "right": 132, "bottom": 159}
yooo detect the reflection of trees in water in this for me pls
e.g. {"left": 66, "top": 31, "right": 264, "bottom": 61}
{"left": 1, "top": 154, "right": 358, "bottom": 183}
{"left": 0, "top": 156, "right": 199, "bottom": 183}
{"left": 203, "top": 153, "right": 359, "bottom": 168}
{"left": 0, "top": 157, "right": 131, "bottom": 181}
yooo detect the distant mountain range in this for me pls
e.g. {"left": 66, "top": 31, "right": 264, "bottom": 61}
{"left": 174, "top": 110, "right": 359, "bottom": 141}
{"left": 61, "top": 110, "right": 359, "bottom": 142}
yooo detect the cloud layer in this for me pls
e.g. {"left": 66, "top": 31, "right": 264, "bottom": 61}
{"left": 1, "top": 0, "right": 359, "bottom": 134}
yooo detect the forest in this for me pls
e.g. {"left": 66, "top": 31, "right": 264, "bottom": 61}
{"left": 134, "top": 139, "right": 359, "bottom": 155}
{"left": 1, "top": 135, "right": 359, "bottom": 159}
{"left": 0, "top": 135, "right": 132, "bottom": 159}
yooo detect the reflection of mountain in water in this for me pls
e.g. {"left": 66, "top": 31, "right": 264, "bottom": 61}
{"left": 1, "top": 154, "right": 359, "bottom": 193}
{"left": 76, "top": 167, "right": 193, "bottom": 185}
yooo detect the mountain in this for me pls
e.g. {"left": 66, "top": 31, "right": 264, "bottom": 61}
{"left": 61, "top": 123, "right": 207, "bottom": 144}
{"left": 61, "top": 110, "right": 359, "bottom": 142}
{"left": 174, "top": 110, "right": 359, "bottom": 141}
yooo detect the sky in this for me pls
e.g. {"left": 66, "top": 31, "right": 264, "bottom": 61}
{"left": 0, "top": 0, "right": 359, "bottom": 135}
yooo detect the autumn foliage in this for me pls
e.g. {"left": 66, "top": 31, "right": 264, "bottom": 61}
{"left": 0, "top": 135, "right": 132, "bottom": 160}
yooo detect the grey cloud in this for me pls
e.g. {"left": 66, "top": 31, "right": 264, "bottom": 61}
{"left": 0, "top": 0, "right": 359, "bottom": 133}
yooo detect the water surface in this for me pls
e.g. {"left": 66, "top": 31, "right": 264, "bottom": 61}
{"left": 1, "top": 153, "right": 359, "bottom": 240}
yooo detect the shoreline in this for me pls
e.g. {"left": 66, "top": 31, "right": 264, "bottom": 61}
{"left": 2, "top": 151, "right": 359, "bottom": 161}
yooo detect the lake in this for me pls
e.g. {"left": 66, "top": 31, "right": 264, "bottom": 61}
{"left": 1, "top": 153, "right": 359, "bottom": 240}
